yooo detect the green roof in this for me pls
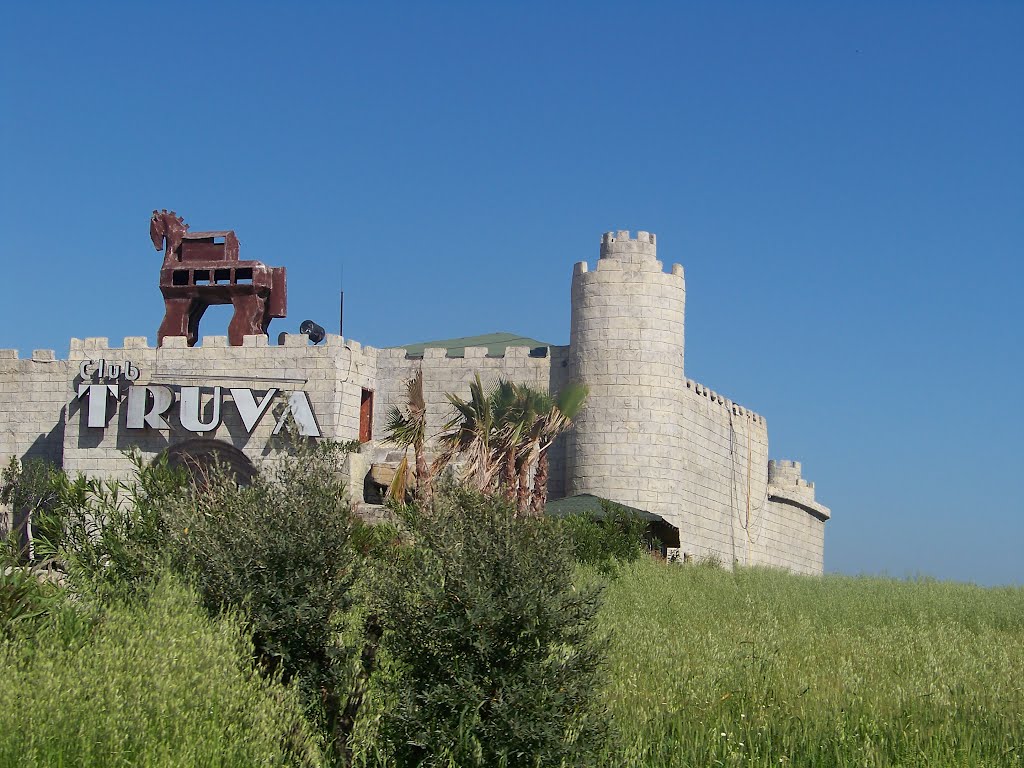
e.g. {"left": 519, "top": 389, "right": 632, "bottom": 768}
{"left": 544, "top": 494, "right": 665, "bottom": 523}
{"left": 392, "top": 332, "right": 553, "bottom": 359}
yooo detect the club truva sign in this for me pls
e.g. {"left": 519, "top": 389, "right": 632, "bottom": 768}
{"left": 75, "top": 359, "right": 321, "bottom": 437}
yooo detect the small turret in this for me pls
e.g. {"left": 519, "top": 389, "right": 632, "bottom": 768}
{"left": 599, "top": 230, "right": 658, "bottom": 261}
{"left": 768, "top": 459, "right": 830, "bottom": 520}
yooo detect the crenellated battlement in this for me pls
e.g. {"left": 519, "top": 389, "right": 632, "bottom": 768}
{"left": 768, "top": 459, "right": 814, "bottom": 490}
{"left": 685, "top": 378, "right": 765, "bottom": 425}
{"left": 581, "top": 230, "right": 684, "bottom": 278}
{"left": 384, "top": 345, "right": 552, "bottom": 362}
{"left": 64, "top": 334, "right": 374, "bottom": 354}
{"left": 0, "top": 349, "right": 60, "bottom": 364}
{"left": 600, "top": 230, "right": 658, "bottom": 259}
{"left": 767, "top": 459, "right": 830, "bottom": 521}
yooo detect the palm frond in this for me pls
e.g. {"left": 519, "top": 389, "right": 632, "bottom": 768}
{"left": 386, "top": 454, "right": 410, "bottom": 501}
{"left": 556, "top": 382, "right": 589, "bottom": 421}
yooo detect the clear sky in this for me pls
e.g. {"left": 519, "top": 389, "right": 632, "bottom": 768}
{"left": 2, "top": 2, "right": 1021, "bottom": 585}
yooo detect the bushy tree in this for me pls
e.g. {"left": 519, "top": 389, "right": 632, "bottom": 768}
{"left": 1, "top": 453, "right": 189, "bottom": 600}
{"left": 1, "top": 457, "right": 71, "bottom": 562}
{"left": 161, "top": 438, "right": 370, "bottom": 763}
{"left": 373, "top": 485, "right": 608, "bottom": 767}
{"left": 10, "top": 439, "right": 371, "bottom": 764}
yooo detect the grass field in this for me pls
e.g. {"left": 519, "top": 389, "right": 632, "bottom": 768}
{"left": 597, "top": 558, "right": 1024, "bottom": 767}
{"left": 0, "top": 575, "right": 317, "bottom": 768}
{"left": 3, "top": 553, "right": 1022, "bottom": 766}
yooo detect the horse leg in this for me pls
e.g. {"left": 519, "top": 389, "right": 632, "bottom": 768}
{"left": 187, "top": 300, "right": 207, "bottom": 347}
{"left": 260, "top": 300, "right": 275, "bottom": 335}
{"left": 158, "top": 297, "right": 192, "bottom": 346}
{"left": 228, "top": 293, "right": 266, "bottom": 346}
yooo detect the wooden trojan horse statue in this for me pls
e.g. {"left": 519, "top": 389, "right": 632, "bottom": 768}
{"left": 150, "top": 210, "right": 287, "bottom": 346}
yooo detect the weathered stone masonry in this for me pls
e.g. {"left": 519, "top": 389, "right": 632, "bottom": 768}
{"left": 0, "top": 230, "right": 830, "bottom": 574}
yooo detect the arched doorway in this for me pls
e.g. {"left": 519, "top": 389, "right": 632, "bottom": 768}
{"left": 158, "top": 438, "right": 258, "bottom": 486}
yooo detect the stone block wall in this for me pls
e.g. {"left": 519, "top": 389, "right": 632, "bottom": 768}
{"left": 676, "top": 380, "right": 771, "bottom": 565}
{"left": 751, "top": 498, "right": 826, "bottom": 575}
{"left": 567, "top": 230, "right": 688, "bottom": 523}
{"left": 371, "top": 344, "right": 573, "bottom": 497}
{"left": 0, "top": 349, "right": 72, "bottom": 467}
{"left": 752, "top": 460, "right": 829, "bottom": 574}
{"left": 0, "top": 349, "right": 72, "bottom": 536}
{"left": 374, "top": 346, "right": 554, "bottom": 438}
{"left": 61, "top": 334, "right": 378, "bottom": 482}
{"left": 674, "top": 383, "right": 829, "bottom": 573}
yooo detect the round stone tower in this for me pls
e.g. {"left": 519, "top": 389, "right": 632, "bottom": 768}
{"left": 566, "top": 230, "right": 687, "bottom": 520}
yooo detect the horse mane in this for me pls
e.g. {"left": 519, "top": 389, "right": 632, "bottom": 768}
{"left": 151, "top": 209, "right": 190, "bottom": 258}
{"left": 152, "top": 209, "right": 188, "bottom": 232}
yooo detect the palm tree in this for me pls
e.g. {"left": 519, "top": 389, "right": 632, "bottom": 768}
{"left": 435, "top": 377, "right": 588, "bottom": 517}
{"left": 488, "top": 379, "right": 524, "bottom": 503}
{"left": 529, "top": 383, "right": 589, "bottom": 517}
{"left": 382, "top": 369, "right": 432, "bottom": 504}
{"left": 510, "top": 386, "right": 550, "bottom": 516}
{"left": 436, "top": 373, "right": 499, "bottom": 493}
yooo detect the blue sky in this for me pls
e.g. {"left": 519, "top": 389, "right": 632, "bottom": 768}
{"left": 2, "top": 2, "right": 1021, "bottom": 584}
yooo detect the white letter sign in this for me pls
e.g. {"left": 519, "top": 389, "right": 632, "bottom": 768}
{"left": 179, "top": 386, "right": 224, "bottom": 433}
{"left": 273, "top": 391, "right": 322, "bottom": 437}
{"left": 126, "top": 385, "right": 175, "bottom": 430}
{"left": 230, "top": 388, "right": 279, "bottom": 433}
{"left": 76, "top": 384, "right": 119, "bottom": 428}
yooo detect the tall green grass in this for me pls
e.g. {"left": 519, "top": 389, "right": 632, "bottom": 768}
{"left": 4, "top": 532, "right": 1022, "bottom": 766}
{"left": 0, "top": 575, "right": 318, "bottom": 768}
{"left": 597, "top": 558, "right": 1024, "bottom": 767}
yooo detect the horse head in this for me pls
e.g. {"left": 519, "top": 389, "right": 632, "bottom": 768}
{"left": 150, "top": 209, "right": 188, "bottom": 259}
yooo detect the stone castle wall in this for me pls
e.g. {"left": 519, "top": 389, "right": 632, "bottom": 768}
{"left": 57, "top": 335, "right": 376, "bottom": 483}
{"left": 756, "top": 460, "right": 829, "bottom": 574}
{"left": 0, "top": 229, "right": 830, "bottom": 574}
{"left": 677, "top": 379, "right": 771, "bottom": 566}
{"left": 373, "top": 346, "right": 557, "bottom": 440}
{"left": 0, "top": 350, "right": 72, "bottom": 468}
{"left": 372, "top": 344, "right": 572, "bottom": 498}
{"left": 0, "top": 350, "right": 72, "bottom": 537}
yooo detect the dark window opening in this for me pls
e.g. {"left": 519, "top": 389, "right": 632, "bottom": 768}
{"left": 172, "top": 270, "right": 189, "bottom": 286}
{"left": 363, "top": 470, "right": 385, "bottom": 504}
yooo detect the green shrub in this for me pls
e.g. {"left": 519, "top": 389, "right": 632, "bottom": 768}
{"left": 16, "top": 439, "right": 371, "bottom": 763}
{"left": 0, "top": 564, "right": 68, "bottom": 642}
{"left": 372, "top": 486, "right": 608, "bottom": 767}
{"left": 0, "top": 452, "right": 189, "bottom": 600}
{"left": 0, "top": 573, "right": 318, "bottom": 767}
{"left": 564, "top": 500, "right": 647, "bottom": 575}
{"left": 350, "top": 519, "right": 403, "bottom": 559}
{"left": 161, "top": 439, "right": 368, "bottom": 761}
{"left": 0, "top": 457, "right": 69, "bottom": 562}
{"left": 56, "top": 454, "right": 189, "bottom": 601}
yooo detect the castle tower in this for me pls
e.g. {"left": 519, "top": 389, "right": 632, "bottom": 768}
{"left": 567, "top": 231, "right": 687, "bottom": 520}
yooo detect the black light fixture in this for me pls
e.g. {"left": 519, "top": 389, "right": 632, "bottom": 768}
{"left": 300, "top": 319, "right": 326, "bottom": 344}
